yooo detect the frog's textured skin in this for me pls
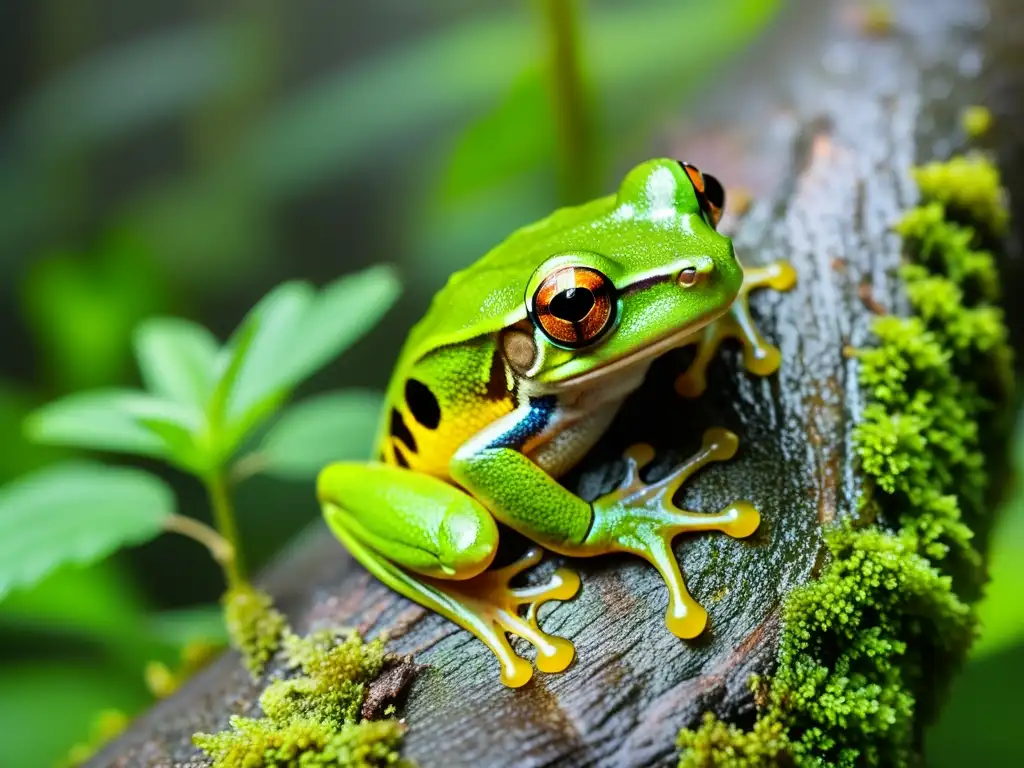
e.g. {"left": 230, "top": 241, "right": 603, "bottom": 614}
{"left": 319, "top": 159, "right": 795, "bottom": 687}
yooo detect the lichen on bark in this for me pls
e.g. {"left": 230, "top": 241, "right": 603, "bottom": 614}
{"left": 677, "top": 153, "right": 1013, "bottom": 767}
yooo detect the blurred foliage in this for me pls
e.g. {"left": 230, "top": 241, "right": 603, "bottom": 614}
{"left": 926, "top": 414, "right": 1024, "bottom": 766}
{"left": 3, "top": 1, "right": 1018, "bottom": 766}
{"left": 11, "top": 264, "right": 398, "bottom": 598}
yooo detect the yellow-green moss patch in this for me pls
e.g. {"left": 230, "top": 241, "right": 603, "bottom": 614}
{"left": 194, "top": 717, "right": 407, "bottom": 768}
{"left": 224, "top": 584, "right": 288, "bottom": 678}
{"left": 677, "top": 155, "right": 1012, "bottom": 767}
{"left": 961, "top": 106, "right": 993, "bottom": 140}
{"left": 198, "top": 594, "right": 409, "bottom": 767}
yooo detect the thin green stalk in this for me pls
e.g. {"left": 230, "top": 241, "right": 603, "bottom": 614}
{"left": 539, "top": 0, "right": 595, "bottom": 203}
{"left": 205, "top": 472, "right": 246, "bottom": 586}
{"left": 164, "top": 514, "right": 235, "bottom": 569}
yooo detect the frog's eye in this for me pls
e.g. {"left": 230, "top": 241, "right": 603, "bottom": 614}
{"left": 530, "top": 266, "right": 616, "bottom": 348}
{"left": 678, "top": 161, "right": 726, "bottom": 229}
{"left": 701, "top": 172, "right": 726, "bottom": 228}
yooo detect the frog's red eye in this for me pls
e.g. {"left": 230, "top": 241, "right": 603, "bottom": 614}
{"left": 531, "top": 266, "right": 616, "bottom": 348}
{"left": 678, "top": 161, "right": 726, "bottom": 229}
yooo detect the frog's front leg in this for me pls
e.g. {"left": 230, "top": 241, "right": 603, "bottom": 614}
{"left": 676, "top": 259, "right": 797, "bottom": 398}
{"left": 451, "top": 401, "right": 759, "bottom": 641}
{"left": 318, "top": 463, "right": 579, "bottom": 688}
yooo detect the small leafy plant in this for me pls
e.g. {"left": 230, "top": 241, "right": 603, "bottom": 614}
{"left": 1, "top": 265, "right": 399, "bottom": 598}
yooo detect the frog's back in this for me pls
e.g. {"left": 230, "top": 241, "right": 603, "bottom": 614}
{"left": 397, "top": 193, "right": 617, "bottom": 376}
{"left": 373, "top": 194, "right": 616, "bottom": 469}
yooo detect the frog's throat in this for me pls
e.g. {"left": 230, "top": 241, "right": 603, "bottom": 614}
{"left": 541, "top": 306, "right": 729, "bottom": 392}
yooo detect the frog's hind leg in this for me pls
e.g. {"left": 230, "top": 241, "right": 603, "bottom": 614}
{"left": 676, "top": 260, "right": 796, "bottom": 398}
{"left": 587, "top": 429, "right": 759, "bottom": 638}
{"left": 319, "top": 462, "right": 580, "bottom": 688}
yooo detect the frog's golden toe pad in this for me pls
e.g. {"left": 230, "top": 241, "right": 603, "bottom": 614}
{"left": 431, "top": 547, "right": 580, "bottom": 687}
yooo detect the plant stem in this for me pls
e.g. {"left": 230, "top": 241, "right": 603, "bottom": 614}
{"left": 539, "top": 0, "right": 595, "bottom": 203}
{"left": 230, "top": 452, "right": 268, "bottom": 485}
{"left": 205, "top": 472, "right": 246, "bottom": 586}
{"left": 164, "top": 515, "right": 235, "bottom": 571}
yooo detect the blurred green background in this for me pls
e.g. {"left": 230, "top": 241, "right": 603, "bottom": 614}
{"left": 0, "top": 1, "right": 1020, "bottom": 766}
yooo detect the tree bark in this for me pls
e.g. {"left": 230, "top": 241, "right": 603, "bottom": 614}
{"left": 93, "top": 0, "right": 1024, "bottom": 766}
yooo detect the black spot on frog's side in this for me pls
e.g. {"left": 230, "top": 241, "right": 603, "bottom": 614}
{"left": 405, "top": 379, "right": 441, "bottom": 429}
{"left": 390, "top": 408, "right": 418, "bottom": 454}
{"left": 393, "top": 446, "right": 411, "bottom": 469}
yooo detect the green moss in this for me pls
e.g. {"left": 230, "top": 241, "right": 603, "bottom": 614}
{"left": 912, "top": 154, "right": 1008, "bottom": 235}
{"left": 961, "top": 106, "right": 993, "bottom": 140}
{"left": 223, "top": 584, "right": 288, "bottom": 678}
{"left": 677, "top": 713, "right": 794, "bottom": 767}
{"left": 146, "top": 639, "right": 224, "bottom": 699}
{"left": 197, "top": 597, "right": 406, "bottom": 767}
{"left": 677, "top": 155, "right": 1012, "bottom": 766}
{"left": 193, "top": 717, "right": 407, "bottom": 768}
{"left": 260, "top": 632, "right": 386, "bottom": 728}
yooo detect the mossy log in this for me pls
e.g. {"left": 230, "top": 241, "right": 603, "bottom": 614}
{"left": 93, "top": 0, "right": 1024, "bottom": 766}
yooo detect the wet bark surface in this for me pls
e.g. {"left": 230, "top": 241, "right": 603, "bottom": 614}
{"left": 92, "top": 1, "right": 1024, "bottom": 766}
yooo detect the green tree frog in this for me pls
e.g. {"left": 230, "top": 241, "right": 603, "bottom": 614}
{"left": 319, "top": 159, "right": 795, "bottom": 687}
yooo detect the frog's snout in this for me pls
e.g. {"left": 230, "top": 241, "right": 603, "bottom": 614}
{"left": 712, "top": 249, "right": 744, "bottom": 303}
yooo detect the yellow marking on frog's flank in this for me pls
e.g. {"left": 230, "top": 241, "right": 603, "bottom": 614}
{"left": 389, "top": 393, "right": 515, "bottom": 480}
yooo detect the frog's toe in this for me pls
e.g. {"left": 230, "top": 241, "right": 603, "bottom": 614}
{"left": 675, "top": 371, "right": 708, "bottom": 399}
{"left": 534, "top": 634, "right": 576, "bottom": 674}
{"left": 703, "top": 428, "right": 738, "bottom": 462}
{"left": 719, "top": 501, "right": 760, "bottom": 538}
{"left": 760, "top": 260, "right": 798, "bottom": 291}
{"left": 743, "top": 340, "right": 782, "bottom": 377}
{"left": 499, "top": 654, "right": 535, "bottom": 688}
{"left": 666, "top": 601, "right": 708, "bottom": 639}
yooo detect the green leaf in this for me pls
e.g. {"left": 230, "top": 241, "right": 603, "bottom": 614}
{"left": 278, "top": 266, "right": 400, "bottom": 393}
{"left": 258, "top": 390, "right": 383, "bottom": 479}
{"left": 440, "top": 67, "right": 555, "bottom": 203}
{"left": 0, "top": 463, "right": 175, "bottom": 600}
{"left": 0, "top": 561, "right": 145, "bottom": 642}
{"left": 134, "top": 317, "right": 220, "bottom": 410}
{"left": 0, "top": 382, "right": 66, "bottom": 480}
{"left": 220, "top": 268, "right": 399, "bottom": 448}
{"left": 25, "top": 389, "right": 201, "bottom": 461}
{"left": 222, "top": 281, "right": 315, "bottom": 426}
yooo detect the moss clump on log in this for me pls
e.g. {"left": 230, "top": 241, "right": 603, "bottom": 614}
{"left": 677, "top": 153, "right": 1013, "bottom": 767}
{"left": 223, "top": 584, "right": 289, "bottom": 679}
{"left": 197, "top": 591, "right": 409, "bottom": 767}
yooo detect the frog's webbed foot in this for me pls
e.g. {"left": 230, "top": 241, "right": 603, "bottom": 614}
{"left": 676, "top": 260, "right": 797, "bottom": 398}
{"left": 427, "top": 547, "right": 580, "bottom": 687}
{"left": 589, "top": 429, "right": 759, "bottom": 638}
